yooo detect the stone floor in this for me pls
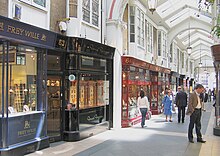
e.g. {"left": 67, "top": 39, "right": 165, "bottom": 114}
{"left": 26, "top": 102, "right": 220, "bottom": 156}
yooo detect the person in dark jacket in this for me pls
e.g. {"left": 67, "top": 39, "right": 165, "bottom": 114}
{"left": 175, "top": 86, "right": 187, "bottom": 123}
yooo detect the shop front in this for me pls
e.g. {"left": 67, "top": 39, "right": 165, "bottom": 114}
{"left": 0, "top": 15, "right": 115, "bottom": 155}
{"left": 211, "top": 45, "right": 220, "bottom": 136}
{"left": 121, "top": 56, "right": 171, "bottom": 126}
{"left": 179, "top": 74, "right": 185, "bottom": 86}
{"left": 64, "top": 38, "right": 115, "bottom": 139}
{"left": 151, "top": 68, "right": 171, "bottom": 115}
{"left": 170, "top": 71, "right": 179, "bottom": 93}
{"left": 121, "top": 56, "right": 151, "bottom": 127}
{"left": 0, "top": 15, "right": 61, "bottom": 156}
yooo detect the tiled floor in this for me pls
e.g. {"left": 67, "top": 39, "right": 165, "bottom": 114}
{"left": 26, "top": 102, "right": 220, "bottom": 156}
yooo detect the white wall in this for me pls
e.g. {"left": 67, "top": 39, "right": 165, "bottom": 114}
{"left": 66, "top": 0, "right": 102, "bottom": 42}
{"left": 8, "top": 0, "right": 50, "bottom": 29}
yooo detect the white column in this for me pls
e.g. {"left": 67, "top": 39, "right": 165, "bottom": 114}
{"left": 106, "top": 20, "right": 124, "bottom": 129}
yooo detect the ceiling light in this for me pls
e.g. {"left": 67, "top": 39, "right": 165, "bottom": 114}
{"left": 148, "top": 0, "right": 158, "bottom": 14}
{"left": 199, "top": 62, "right": 202, "bottom": 67}
{"left": 199, "top": 43, "right": 202, "bottom": 68}
{"left": 187, "top": 47, "right": 192, "bottom": 55}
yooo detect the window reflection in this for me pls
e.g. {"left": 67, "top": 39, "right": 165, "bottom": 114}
{"left": 47, "top": 55, "right": 61, "bottom": 70}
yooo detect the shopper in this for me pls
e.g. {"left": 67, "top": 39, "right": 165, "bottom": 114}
{"left": 137, "top": 90, "right": 150, "bottom": 128}
{"left": 162, "top": 89, "right": 173, "bottom": 122}
{"left": 175, "top": 86, "right": 187, "bottom": 123}
{"left": 186, "top": 84, "right": 206, "bottom": 143}
{"left": 208, "top": 89, "right": 212, "bottom": 102}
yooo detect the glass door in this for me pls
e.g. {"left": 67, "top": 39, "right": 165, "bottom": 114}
{"left": 47, "top": 76, "right": 61, "bottom": 142}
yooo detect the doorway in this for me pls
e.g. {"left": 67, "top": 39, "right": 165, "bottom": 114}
{"left": 47, "top": 76, "right": 62, "bottom": 142}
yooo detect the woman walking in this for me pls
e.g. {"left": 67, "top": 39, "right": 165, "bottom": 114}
{"left": 137, "top": 90, "right": 150, "bottom": 128}
{"left": 162, "top": 89, "right": 173, "bottom": 122}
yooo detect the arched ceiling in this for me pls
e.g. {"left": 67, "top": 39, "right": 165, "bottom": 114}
{"left": 146, "top": 0, "right": 214, "bottom": 62}
{"left": 109, "top": 0, "right": 214, "bottom": 65}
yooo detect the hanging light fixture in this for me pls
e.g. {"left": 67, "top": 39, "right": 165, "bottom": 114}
{"left": 199, "top": 44, "right": 202, "bottom": 67}
{"left": 204, "top": 56, "right": 207, "bottom": 73}
{"left": 148, "top": 0, "right": 158, "bottom": 14}
{"left": 187, "top": 18, "right": 192, "bottom": 55}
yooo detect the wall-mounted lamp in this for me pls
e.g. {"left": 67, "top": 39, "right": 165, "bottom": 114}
{"left": 148, "top": 0, "right": 158, "bottom": 14}
{"left": 57, "top": 18, "right": 70, "bottom": 33}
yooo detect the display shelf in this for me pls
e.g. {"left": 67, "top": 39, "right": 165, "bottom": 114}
{"left": 14, "top": 83, "right": 26, "bottom": 112}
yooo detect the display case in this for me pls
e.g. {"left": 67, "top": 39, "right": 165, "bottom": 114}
{"left": 88, "top": 81, "right": 96, "bottom": 107}
{"left": 77, "top": 79, "right": 106, "bottom": 109}
{"left": 122, "top": 68, "right": 140, "bottom": 127}
{"left": 79, "top": 81, "right": 88, "bottom": 109}
{"left": 69, "top": 80, "right": 77, "bottom": 105}
{"left": 121, "top": 56, "right": 171, "bottom": 126}
{"left": 14, "top": 83, "right": 26, "bottom": 112}
{"left": 122, "top": 67, "right": 152, "bottom": 127}
{"left": 150, "top": 72, "right": 159, "bottom": 115}
{"left": 28, "top": 84, "right": 36, "bottom": 111}
{"left": 97, "top": 80, "right": 104, "bottom": 106}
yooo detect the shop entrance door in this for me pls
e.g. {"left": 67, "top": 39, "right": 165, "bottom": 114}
{"left": 47, "top": 76, "right": 62, "bottom": 142}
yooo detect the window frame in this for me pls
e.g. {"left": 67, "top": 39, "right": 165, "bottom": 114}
{"left": 82, "top": 0, "right": 99, "bottom": 27}
{"left": 69, "top": 0, "right": 78, "bottom": 17}
{"left": 129, "top": 6, "right": 135, "bottom": 43}
{"left": 137, "top": 8, "right": 144, "bottom": 47}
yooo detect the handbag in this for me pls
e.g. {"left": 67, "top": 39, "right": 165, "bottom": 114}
{"left": 145, "top": 111, "right": 152, "bottom": 120}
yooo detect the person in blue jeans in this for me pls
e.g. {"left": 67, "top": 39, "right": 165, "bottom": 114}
{"left": 162, "top": 89, "right": 173, "bottom": 122}
{"left": 137, "top": 90, "right": 150, "bottom": 128}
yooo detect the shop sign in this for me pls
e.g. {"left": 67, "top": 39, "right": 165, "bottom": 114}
{"left": 8, "top": 112, "right": 45, "bottom": 145}
{"left": 0, "top": 15, "right": 56, "bottom": 48}
{"left": 55, "top": 34, "right": 68, "bottom": 50}
{"left": 79, "top": 106, "right": 104, "bottom": 124}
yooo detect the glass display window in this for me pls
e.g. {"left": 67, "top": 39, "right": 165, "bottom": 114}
{"left": 69, "top": 80, "right": 77, "bottom": 105}
{"left": 79, "top": 81, "right": 88, "bottom": 108}
{"left": 139, "top": 85, "right": 151, "bottom": 99}
{"left": 78, "top": 73, "right": 109, "bottom": 109}
{"left": 151, "top": 84, "right": 158, "bottom": 108}
{"left": 77, "top": 73, "right": 109, "bottom": 128}
{"left": 145, "top": 70, "right": 150, "bottom": 81}
{"left": 87, "top": 81, "right": 96, "bottom": 107}
{"left": 0, "top": 44, "right": 38, "bottom": 114}
{"left": 97, "top": 80, "right": 104, "bottom": 106}
{"left": 150, "top": 72, "right": 158, "bottom": 111}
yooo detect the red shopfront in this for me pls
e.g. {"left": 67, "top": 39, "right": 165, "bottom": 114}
{"left": 122, "top": 57, "right": 151, "bottom": 127}
{"left": 121, "top": 56, "right": 171, "bottom": 127}
{"left": 150, "top": 67, "right": 171, "bottom": 115}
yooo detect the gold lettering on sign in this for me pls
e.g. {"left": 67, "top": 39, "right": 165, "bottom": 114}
{"left": 5, "top": 25, "right": 47, "bottom": 41}
{"left": 17, "top": 128, "right": 36, "bottom": 137}
{"left": 7, "top": 25, "right": 24, "bottom": 35}
{"left": 24, "top": 120, "right": 31, "bottom": 129}
{"left": 41, "top": 34, "right": 47, "bottom": 41}
{"left": 25, "top": 30, "right": 40, "bottom": 40}
{"left": 0, "top": 22, "right": 4, "bottom": 31}
{"left": 58, "top": 39, "right": 65, "bottom": 47}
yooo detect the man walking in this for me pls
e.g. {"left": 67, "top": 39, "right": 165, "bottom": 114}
{"left": 175, "top": 86, "right": 187, "bottom": 123}
{"left": 186, "top": 84, "right": 206, "bottom": 143}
